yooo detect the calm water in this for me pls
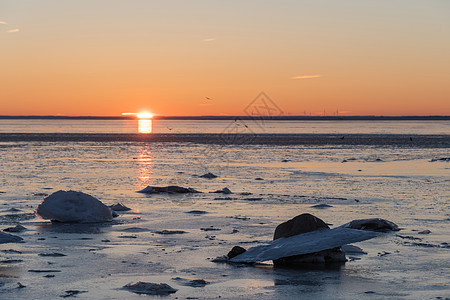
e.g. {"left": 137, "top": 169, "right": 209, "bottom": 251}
{"left": 0, "top": 119, "right": 449, "bottom": 134}
{"left": 0, "top": 120, "right": 449, "bottom": 299}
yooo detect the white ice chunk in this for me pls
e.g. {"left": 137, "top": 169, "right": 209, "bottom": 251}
{"left": 35, "top": 190, "right": 113, "bottom": 223}
{"left": 230, "top": 227, "right": 378, "bottom": 263}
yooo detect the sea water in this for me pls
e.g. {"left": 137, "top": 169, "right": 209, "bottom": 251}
{"left": 0, "top": 119, "right": 449, "bottom": 299}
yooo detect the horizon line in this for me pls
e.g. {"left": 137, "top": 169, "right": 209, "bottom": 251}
{"left": 0, "top": 115, "right": 449, "bottom": 120}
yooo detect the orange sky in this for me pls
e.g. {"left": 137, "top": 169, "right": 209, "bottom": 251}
{"left": 1, "top": 0, "right": 449, "bottom": 116}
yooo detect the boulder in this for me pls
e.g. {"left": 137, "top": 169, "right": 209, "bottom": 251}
{"left": 273, "top": 213, "right": 346, "bottom": 266}
{"left": 227, "top": 246, "right": 247, "bottom": 259}
{"left": 273, "top": 213, "right": 329, "bottom": 240}
{"left": 35, "top": 190, "right": 113, "bottom": 223}
{"left": 0, "top": 231, "right": 23, "bottom": 244}
{"left": 342, "top": 218, "right": 399, "bottom": 232}
{"left": 137, "top": 186, "right": 200, "bottom": 194}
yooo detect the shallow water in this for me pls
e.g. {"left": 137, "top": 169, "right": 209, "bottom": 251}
{"left": 0, "top": 121, "right": 449, "bottom": 299}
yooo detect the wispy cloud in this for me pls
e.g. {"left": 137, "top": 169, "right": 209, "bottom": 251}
{"left": 291, "top": 74, "right": 321, "bottom": 79}
{"left": 203, "top": 38, "right": 216, "bottom": 42}
{"left": 0, "top": 21, "right": 7, "bottom": 25}
{"left": 7, "top": 29, "right": 20, "bottom": 33}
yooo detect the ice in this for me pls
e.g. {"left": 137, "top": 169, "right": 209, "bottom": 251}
{"left": 35, "top": 190, "right": 113, "bottom": 223}
{"left": 230, "top": 228, "right": 378, "bottom": 263}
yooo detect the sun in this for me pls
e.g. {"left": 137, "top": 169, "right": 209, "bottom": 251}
{"left": 137, "top": 112, "right": 153, "bottom": 119}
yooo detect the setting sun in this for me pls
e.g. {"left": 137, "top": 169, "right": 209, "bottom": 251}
{"left": 137, "top": 112, "right": 154, "bottom": 119}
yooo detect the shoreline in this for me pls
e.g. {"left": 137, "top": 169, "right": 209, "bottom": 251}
{"left": 1, "top": 133, "right": 449, "bottom": 147}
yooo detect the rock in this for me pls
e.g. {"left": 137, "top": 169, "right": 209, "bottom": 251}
{"left": 227, "top": 246, "right": 247, "bottom": 259}
{"left": 273, "top": 213, "right": 345, "bottom": 266}
{"left": 418, "top": 230, "right": 431, "bottom": 234}
{"left": 273, "top": 213, "right": 329, "bottom": 240}
{"left": 154, "top": 230, "right": 187, "bottom": 235}
{"left": 199, "top": 172, "right": 218, "bottom": 179}
{"left": 60, "top": 290, "right": 87, "bottom": 298}
{"left": 342, "top": 218, "right": 399, "bottom": 232}
{"left": 273, "top": 248, "right": 346, "bottom": 265}
{"left": 137, "top": 186, "right": 200, "bottom": 194}
{"left": 38, "top": 253, "right": 67, "bottom": 257}
{"left": 185, "top": 210, "right": 209, "bottom": 215}
{"left": 35, "top": 190, "right": 113, "bottom": 223}
{"left": 310, "top": 204, "right": 333, "bottom": 209}
{"left": 184, "top": 279, "right": 209, "bottom": 287}
{"left": 3, "top": 224, "right": 27, "bottom": 232}
{"left": 211, "top": 187, "right": 232, "bottom": 194}
{"left": 123, "top": 282, "right": 177, "bottom": 295}
{"left": 109, "top": 203, "right": 131, "bottom": 211}
{"left": 0, "top": 231, "right": 23, "bottom": 244}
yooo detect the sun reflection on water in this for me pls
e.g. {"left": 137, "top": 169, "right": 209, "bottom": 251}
{"left": 138, "top": 119, "right": 153, "bottom": 134}
{"left": 137, "top": 144, "right": 153, "bottom": 188}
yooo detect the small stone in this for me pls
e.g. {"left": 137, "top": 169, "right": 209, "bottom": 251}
{"left": 199, "top": 172, "right": 218, "bottom": 179}
{"left": 418, "top": 230, "right": 431, "bottom": 234}
{"left": 109, "top": 203, "right": 131, "bottom": 211}
{"left": 123, "top": 282, "right": 177, "bottom": 295}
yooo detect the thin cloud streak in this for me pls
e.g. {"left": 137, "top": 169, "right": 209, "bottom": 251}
{"left": 291, "top": 74, "right": 321, "bottom": 79}
{"left": 7, "top": 29, "right": 20, "bottom": 33}
{"left": 0, "top": 21, "right": 7, "bottom": 25}
{"left": 203, "top": 38, "right": 216, "bottom": 42}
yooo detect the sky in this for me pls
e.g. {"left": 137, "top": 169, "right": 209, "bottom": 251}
{"left": 1, "top": 0, "right": 449, "bottom": 116}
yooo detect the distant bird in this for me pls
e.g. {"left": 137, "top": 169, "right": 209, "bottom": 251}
{"left": 167, "top": 127, "right": 173, "bottom": 131}
{"left": 205, "top": 97, "right": 212, "bottom": 100}
{"left": 340, "top": 136, "right": 345, "bottom": 139}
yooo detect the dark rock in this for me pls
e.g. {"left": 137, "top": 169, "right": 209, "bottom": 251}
{"left": 273, "top": 213, "right": 346, "bottom": 266}
{"left": 185, "top": 279, "right": 209, "bottom": 287}
{"left": 123, "top": 282, "right": 177, "bottom": 295}
{"left": 227, "top": 246, "right": 247, "bottom": 259}
{"left": 418, "top": 230, "right": 431, "bottom": 234}
{"left": 0, "top": 231, "right": 23, "bottom": 244}
{"left": 273, "top": 213, "right": 329, "bottom": 240}
{"left": 185, "top": 210, "right": 209, "bottom": 215}
{"left": 273, "top": 248, "right": 346, "bottom": 266}
{"left": 109, "top": 203, "right": 131, "bottom": 211}
{"left": 211, "top": 187, "right": 232, "bottom": 194}
{"left": 199, "top": 172, "right": 218, "bottom": 179}
{"left": 61, "top": 290, "right": 87, "bottom": 298}
{"left": 138, "top": 186, "right": 200, "bottom": 194}
{"left": 38, "top": 253, "right": 66, "bottom": 257}
{"left": 310, "top": 204, "right": 333, "bottom": 209}
{"left": 200, "top": 227, "right": 221, "bottom": 231}
{"left": 154, "top": 230, "right": 187, "bottom": 235}
{"left": 3, "top": 224, "right": 27, "bottom": 232}
{"left": 343, "top": 218, "right": 399, "bottom": 232}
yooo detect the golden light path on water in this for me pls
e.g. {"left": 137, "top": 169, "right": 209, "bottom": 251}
{"left": 138, "top": 119, "right": 152, "bottom": 134}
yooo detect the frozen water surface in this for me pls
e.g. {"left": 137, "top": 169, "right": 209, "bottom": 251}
{"left": 0, "top": 120, "right": 449, "bottom": 299}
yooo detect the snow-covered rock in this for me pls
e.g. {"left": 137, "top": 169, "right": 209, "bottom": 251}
{"left": 35, "top": 190, "right": 113, "bottom": 223}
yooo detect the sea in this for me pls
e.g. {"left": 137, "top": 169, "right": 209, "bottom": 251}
{"left": 0, "top": 118, "right": 449, "bottom": 299}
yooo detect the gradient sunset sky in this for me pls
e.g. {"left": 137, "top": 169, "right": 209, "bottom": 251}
{"left": 1, "top": 0, "right": 449, "bottom": 116}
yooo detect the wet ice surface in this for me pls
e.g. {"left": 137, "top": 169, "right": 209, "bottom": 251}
{"left": 0, "top": 140, "right": 449, "bottom": 299}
